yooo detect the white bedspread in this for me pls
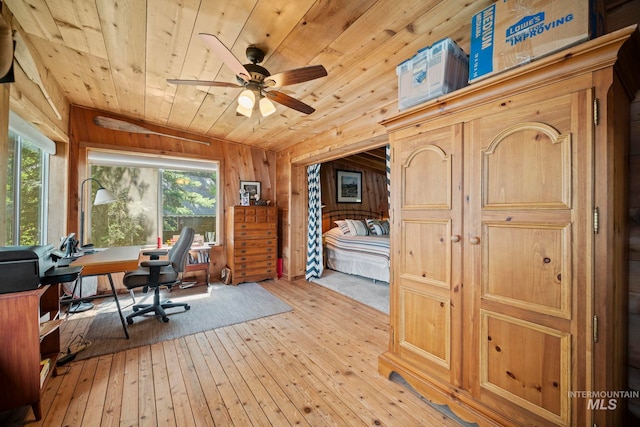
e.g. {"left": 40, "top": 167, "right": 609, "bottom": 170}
{"left": 323, "top": 227, "right": 390, "bottom": 282}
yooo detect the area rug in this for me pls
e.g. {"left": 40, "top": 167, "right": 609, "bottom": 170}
{"left": 310, "top": 269, "right": 389, "bottom": 314}
{"left": 75, "top": 282, "right": 292, "bottom": 360}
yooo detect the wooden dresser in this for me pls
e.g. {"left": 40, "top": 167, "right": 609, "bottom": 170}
{"left": 226, "top": 205, "right": 278, "bottom": 285}
{"left": 379, "top": 27, "right": 639, "bottom": 427}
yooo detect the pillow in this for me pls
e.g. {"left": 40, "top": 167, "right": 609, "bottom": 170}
{"left": 366, "top": 218, "right": 385, "bottom": 235}
{"left": 366, "top": 218, "right": 391, "bottom": 235}
{"left": 381, "top": 219, "right": 390, "bottom": 235}
{"left": 334, "top": 220, "right": 351, "bottom": 235}
{"left": 346, "top": 219, "right": 369, "bottom": 236}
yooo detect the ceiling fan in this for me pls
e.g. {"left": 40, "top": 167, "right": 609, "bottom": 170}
{"left": 168, "top": 33, "right": 327, "bottom": 117}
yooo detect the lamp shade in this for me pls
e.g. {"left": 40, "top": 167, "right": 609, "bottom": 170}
{"left": 93, "top": 187, "right": 117, "bottom": 205}
{"left": 236, "top": 104, "right": 253, "bottom": 117}
{"left": 238, "top": 89, "right": 255, "bottom": 109}
{"left": 259, "top": 97, "right": 276, "bottom": 117}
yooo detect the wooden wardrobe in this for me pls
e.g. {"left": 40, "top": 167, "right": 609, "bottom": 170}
{"left": 379, "top": 26, "right": 639, "bottom": 426}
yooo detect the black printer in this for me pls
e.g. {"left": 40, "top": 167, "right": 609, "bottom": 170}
{"left": 0, "top": 244, "right": 82, "bottom": 294}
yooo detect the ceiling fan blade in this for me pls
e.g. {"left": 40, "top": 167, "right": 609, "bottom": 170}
{"left": 198, "top": 33, "right": 250, "bottom": 82}
{"left": 265, "top": 90, "right": 316, "bottom": 115}
{"left": 93, "top": 116, "right": 211, "bottom": 145}
{"left": 167, "top": 78, "right": 241, "bottom": 88}
{"left": 264, "top": 65, "right": 327, "bottom": 87}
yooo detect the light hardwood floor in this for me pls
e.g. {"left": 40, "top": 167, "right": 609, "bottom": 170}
{"left": 1, "top": 279, "right": 461, "bottom": 426}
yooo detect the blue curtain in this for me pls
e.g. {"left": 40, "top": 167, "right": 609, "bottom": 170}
{"left": 306, "top": 163, "right": 323, "bottom": 280}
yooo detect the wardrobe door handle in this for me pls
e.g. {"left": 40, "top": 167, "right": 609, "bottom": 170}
{"left": 450, "top": 235, "right": 460, "bottom": 243}
{"left": 469, "top": 237, "right": 480, "bottom": 245}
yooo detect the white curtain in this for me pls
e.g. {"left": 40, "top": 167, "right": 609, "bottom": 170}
{"left": 386, "top": 144, "right": 391, "bottom": 209}
{"left": 305, "top": 163, "right": 323, "bottom": 280}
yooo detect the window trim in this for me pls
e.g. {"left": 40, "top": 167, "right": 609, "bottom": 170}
{"left": 86, "top": 149, "right": 220, "bottom": 245}
{"left": 9, "top": 110, "right": 56, "bottom": 155}
{"left": 6, "top": 128, "right": 50, "bottom": 245}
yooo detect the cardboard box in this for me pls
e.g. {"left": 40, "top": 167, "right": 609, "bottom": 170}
{"left": 397, "top": 38, "right": 469, "bottom": 111}
{"left": 469, "top": 0, "right": 603, "bottom": 82}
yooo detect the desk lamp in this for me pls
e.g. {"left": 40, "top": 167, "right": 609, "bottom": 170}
{"left": 71, "top": 178, "right": 116, "bottom": 313}
{"left": 80, "top": 177, "right": 117, "bottom": 247}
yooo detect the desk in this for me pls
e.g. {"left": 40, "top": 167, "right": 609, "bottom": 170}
{"left": 71, "top": 246, "right": 142, "bottom": 339}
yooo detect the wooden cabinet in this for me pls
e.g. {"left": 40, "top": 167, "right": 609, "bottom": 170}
{"left": 379, "top": 27, "right": 640, "bottom": 427}
{"left": 0, "top": 284, "right": 61, "bottom": 420}
{"left": 226, "top": 206, "right": 278, "bottom": 285}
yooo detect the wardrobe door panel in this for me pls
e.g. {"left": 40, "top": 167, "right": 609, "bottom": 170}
{"left": 393, "top": 123, "right": 463, "bottom": 384}
{"left": 467, "top": 91, "right": 591, "bottom": 426}
{"left": 402, "top": 143, "right": 451, "bottom": 208}
{"left": 480, "top": 311, "right": 570, "bottom": 425}
{"left": 482, "top": 122, "right": 572, "bottom": 209}
{"left": 483, "top": 221, "right": 572, "bottom": 318}
{"left": 398, "top": 285, "right": 451, "bottom": 370}
{"left": 401, "top": 219, "right": 450, "bottom": 287}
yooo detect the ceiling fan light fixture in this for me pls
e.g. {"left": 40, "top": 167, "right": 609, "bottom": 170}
{"left": 259, "top": 97, "right": 276, "bottom": 117}
{"left": 236, "top": 104, "right": 253, "bottom": 117}
{"left": 238, "top": 89, "right": 255, "bottom": 109}
{"left": 170, "top": 35, "right": 326, "bottom": 116}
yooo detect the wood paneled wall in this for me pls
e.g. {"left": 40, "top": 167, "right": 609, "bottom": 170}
{"left": 320, "top": 159, "right": 388, "bottom": 232}
{"left": 275, "top": 148, "right": 307, "bottom": 282}
{"left": 66, "top": 105, "right": 276, "bottom": 290}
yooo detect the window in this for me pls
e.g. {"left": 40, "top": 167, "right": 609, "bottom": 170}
{"left": 86, "top": 151, "right": 218, "bottom": 247}
{"left": 4, "top": 112, "right": 53, "bottom": 246}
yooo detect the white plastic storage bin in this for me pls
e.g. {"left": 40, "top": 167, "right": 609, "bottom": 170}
{"left": 396, "top": 38, "right": 469, "bottom": 111}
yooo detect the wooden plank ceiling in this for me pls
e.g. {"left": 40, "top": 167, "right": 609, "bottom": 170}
{"left": 5, "top": 0, "right": 491, "bottom": 152}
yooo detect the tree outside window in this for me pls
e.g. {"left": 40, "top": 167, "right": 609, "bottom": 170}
{"left": 4, "top": 131, "right": 46, "bottom": 246}
{"left": 88, "top": 161, "right": 217, "bottom": 247}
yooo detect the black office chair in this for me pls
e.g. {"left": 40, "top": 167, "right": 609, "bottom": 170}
{"left": 123, "top": 226, "right": 194, "bottom": 324}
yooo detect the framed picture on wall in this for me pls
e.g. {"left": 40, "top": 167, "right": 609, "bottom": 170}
{"left": 240, "top": 180, "right": 261, "bottom": 200}
{"left": 336, "top": 170, "right": 362, "bottom": 203}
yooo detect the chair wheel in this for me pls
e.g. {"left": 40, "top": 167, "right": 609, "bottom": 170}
{"left": 185, "top": 305, "right": 191, "bottom": 310}
{"left": 162, "top": 316, "right": 169, "bottom": 323}
{"left": 127, "top": 318, "right": 134, "bottom": 325}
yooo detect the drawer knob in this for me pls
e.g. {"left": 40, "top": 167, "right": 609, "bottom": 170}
{"left": 450, "top": 235, "right": 460, "bottom": 243}
{"left": 470, "top": 237, "right": 480, "bottom": 245}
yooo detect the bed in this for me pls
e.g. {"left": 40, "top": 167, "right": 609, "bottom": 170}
{"left": 321, "top": 211, "right": 390, "bottom": 283}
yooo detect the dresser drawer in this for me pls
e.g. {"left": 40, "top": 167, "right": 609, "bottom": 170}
{"left": 234, "top": 258, "right": 276, "bottom": 271}
{"left": 234, "top": 222, "right": 275, "bottom": 231}
{"left": 234, "top": 206, "right": 277, "bottom": 223}
{"left": 234, "top": 239, "right": 276, "bottom": 250}
{"left": 234, "top": 251, "right": 276, "bottom": 263}
{"left": 233, "top": 264, "right": 277, "bottom": 282}
{"left": 234, "top": 227, "right": 276, "bottom": 240}
{"left": 235, "top": 246, "right": 276, "bottom": 259}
